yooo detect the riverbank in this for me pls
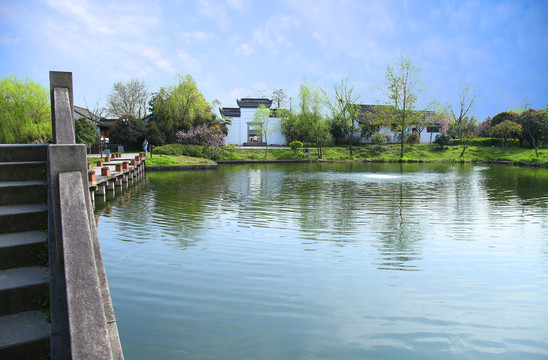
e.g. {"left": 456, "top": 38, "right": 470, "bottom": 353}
{"left": 147, "top": 144, "right": 548, "bottom": 169}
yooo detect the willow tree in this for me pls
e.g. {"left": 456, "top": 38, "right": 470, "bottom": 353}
{"left": 382, "top": 56, "right": 428, "bottom": 158}
{"left": 0, "top": 76, "right": 51, "bottom": 143}
{"left": 151, "top": 74, "right": 215, "bottom": 142}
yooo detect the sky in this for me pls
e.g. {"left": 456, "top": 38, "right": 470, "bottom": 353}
{"left": 1, "top": 0, "right": 547, "bottom": 122}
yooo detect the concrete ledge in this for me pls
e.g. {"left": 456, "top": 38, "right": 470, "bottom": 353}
{"left": 59, "top": 171, "right": 112, "bottom": 359}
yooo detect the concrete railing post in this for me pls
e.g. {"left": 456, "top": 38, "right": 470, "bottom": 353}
{"left": 49, "top": 71, "right": 75, "bottom": 144}
{"left": 48, "top": 71, "right": 124, "bottom": 359}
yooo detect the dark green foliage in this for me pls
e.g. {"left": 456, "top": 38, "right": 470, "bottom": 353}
{"left": 433, "top": 134, "right": 452, "bottom": 148}
{"left": 491, "top": 120, "right": 523, "bottom": 147}
{"left": 145, "top": 122, "right": 166, "bottom": 147}
{"left": 74, "top": 117, "right": 99, "bottom": 148}
{"left": 450, "top": 137, "right": 509, "bottom": 146}
{"left": 519, "top": 109, "right": 548, "bottom": 157}
{"left": 108, "top": 116, "right": 147, "bottom": 150}
{"left": 491, "top": 111, "right": 518, "bottom": 128}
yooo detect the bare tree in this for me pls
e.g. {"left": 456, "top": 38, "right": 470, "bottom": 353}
{"left": 448, "top": 84, "right": 477, "bottom": 156}
{"left": 271, "top": 89, "right": 287, "bottom": 109}
{"left": 106, "top": 78, "right": 149, "bottom": 119}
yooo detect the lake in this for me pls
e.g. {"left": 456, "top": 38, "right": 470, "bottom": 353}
{"left": 95, "top": 163, "right": 548, "bottom": 359}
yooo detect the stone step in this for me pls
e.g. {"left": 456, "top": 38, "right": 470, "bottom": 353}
{"left": 0, "top": 204, "right": 48, "bottom": 234}
{"left": 0, "top": 181, "right": 47, "bottom": 206}
{"left": 0, "top": 145, "right": 48, "bottom": 163}
{"left": 0, "top": 311, "right": 50, "bottom": 360}
{"left": 0, "top": 232, "right": 48, "bottom": 270}
{"left": 0, "top": 266, "right": 49, "bottom": 317}
{"left": 0, "top": 162, "right": 47, "bottom": 182}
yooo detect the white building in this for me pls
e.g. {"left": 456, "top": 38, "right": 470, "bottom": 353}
{"left": 220, "top": 98, "right": 286, "bottom": 146}
{"left": 359, "top": 105, "right": 442, "bottom": 144}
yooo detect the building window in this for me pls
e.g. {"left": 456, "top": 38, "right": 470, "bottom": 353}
{"left": 427, "top": 126, "right": 440, "bottom": 133}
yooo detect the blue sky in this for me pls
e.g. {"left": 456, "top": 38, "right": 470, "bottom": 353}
{"left": 1, "top": 0, "right": 547, "bottom": 121}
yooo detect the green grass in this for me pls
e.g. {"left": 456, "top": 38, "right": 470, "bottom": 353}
{"left": 221, "top": 144, "right": 548, "bottom": 166}
{"left": 146, "top": 154, "right": 215, "bottom": 166}
{"left": 145, "top": 144, "right": 548, "bottom": 168}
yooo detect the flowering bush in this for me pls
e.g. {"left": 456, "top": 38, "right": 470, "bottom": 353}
{"left": 175, "top": 125, "right": 225, "bottom": 148}
{"left": 477, "top": 119, "right": 491, "bottom": 137}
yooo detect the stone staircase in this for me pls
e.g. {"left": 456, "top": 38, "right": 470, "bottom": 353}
{"left": 0, "top": 144, "right": 50, "bottom": 359}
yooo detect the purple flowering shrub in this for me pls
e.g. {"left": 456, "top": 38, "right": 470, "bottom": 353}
{"left": 175, "top": 125, "right": 225, "bottom": 148}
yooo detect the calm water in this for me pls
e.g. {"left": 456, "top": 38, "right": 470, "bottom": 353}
{"left": 95, "top": 163, "right": 548, "bottom": 360}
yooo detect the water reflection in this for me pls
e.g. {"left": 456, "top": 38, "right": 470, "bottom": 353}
{"left": 96, "top": 163, "right": 548, "bottom": 360}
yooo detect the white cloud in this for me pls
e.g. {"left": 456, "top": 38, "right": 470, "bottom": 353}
{"left": 226, "top": 0, "right": 245, "bottom": 10}
{"left": 251, "top": 14, "right": 298, "bottom": 52}
{"left": 0, "top": 33, "right": 20, "bottom": 45}
{"left": 198, "top": 0, "right": 230, "bottom": 29}
{"left": 230, "top": 87, "right": 250, "bottom": 100}
{"left": 183, "top": 31, "right": 211, "bottom": 42}
{"left": 236, "top": 43, "right": 253, "bottom": 56}
{"left": 176, "top": 49, "right": 202, "bottom": 72}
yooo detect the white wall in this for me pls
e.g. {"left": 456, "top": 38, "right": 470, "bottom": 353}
{"left": 226, "top": 108, "right": 286, "bottom": 146}
{"left": 376, "top": 127, "right": 440, "bottom": 143}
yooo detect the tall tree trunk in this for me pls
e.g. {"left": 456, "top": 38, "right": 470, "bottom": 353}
{"left": 349, "top": 121, "right": 354, "bottom": 157}
{"left": 400, "top": 128, "right": 404, "bottom": 158}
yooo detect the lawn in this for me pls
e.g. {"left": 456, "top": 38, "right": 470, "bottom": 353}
{"left": 146, "top": 155, "right": 215, "bottom": 166}
{"left": 223, "top": 144, "right": 548, "bottom": 166}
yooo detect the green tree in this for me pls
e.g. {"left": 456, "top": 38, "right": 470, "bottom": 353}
{"left": 491, "top": 111, "right": 518, "bottom": 128}
{"left": 74, "top": 117, "right": 99, "bottom": 149}
{"left": 323, "top": 79, "right": 360, "bottom": 157}
{"left": 108, "top": 115, "right": 147, "bottom": 151}
{"left": 381, "top": 56, "right": 429, "bottom": 158}
{"left": 448, "top": 84, "right": 478, "bottom": 156}
{"left": 145, "top": 123, "right": 166, "bottom": 147}
{"left": 151, "top": 74, "right": 216, "bottom": 142}
{"left": 106, "top": 78, "right": 149, "bottom": 119}
{"left": 251, "top": 104, "right": 274, "bottom": 157}
{"left": 490, "top": 120, "right": 523, "bottom": 148}
{"left": 519, "top": 109, "right": 548, "bottom": 157}
{"left": 0, "top": 76, "right": 51, "bottom": 143}
{"left": 280, "top": 81, "right": 330, "bottom": 158}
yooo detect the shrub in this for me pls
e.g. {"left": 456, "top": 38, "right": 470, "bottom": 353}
{"left": 406, "top": 133, "right": 419, "bottom": 144}
{"left": 153, "top": 144, "right": 186, "bottom": 156}
{"left": 434, "top": 134, "right": 452, "bottom": 149}
{"left": 450, "top": 137, "right": 506, "bottom": 147}
{"left": 371, "top": 132, "right": 385, "bottom": 145}
{"left": 290, "top": 141, "right": 303, "bottom": 155}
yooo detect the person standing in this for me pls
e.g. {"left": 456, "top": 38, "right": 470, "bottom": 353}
{"left": 142, "top": 139, "right": 149, "bottom": 153}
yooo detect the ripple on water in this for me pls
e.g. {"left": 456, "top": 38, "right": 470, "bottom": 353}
{"left": 95, "top": 164, "right": 548, "bottom": 360}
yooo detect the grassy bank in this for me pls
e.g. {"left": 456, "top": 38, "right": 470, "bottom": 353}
{"left": 146, "top": 155, "right": 215, "bottom": 166}
{"left": 86, "top": 143, "right": 547, "bottom": 168}
{"left": 216, "top": 144, "right": 548, "bottom": 166}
